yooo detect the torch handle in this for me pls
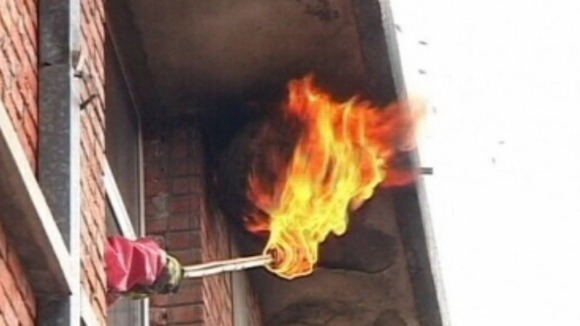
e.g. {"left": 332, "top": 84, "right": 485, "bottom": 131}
{"left": 183, "top": 254, "right": 273, "bottom": 279}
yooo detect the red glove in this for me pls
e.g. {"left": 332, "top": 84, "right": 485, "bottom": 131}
{"left": 105, "top": 236, "right": 166, "bottom": 303}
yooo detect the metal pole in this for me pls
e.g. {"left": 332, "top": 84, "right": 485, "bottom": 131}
{"left": 183, "top": 254, "right": 273, "bottom": 279}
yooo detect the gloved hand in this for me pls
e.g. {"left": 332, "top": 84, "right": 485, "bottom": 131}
{"left": 153, "top": 254, "right": 184, "bottom": 294}
{"left": 106, "top": 236, "right": 185, "bottom": 302}
{"left": 126, "top": 254, "right": 184, "bottom": 299}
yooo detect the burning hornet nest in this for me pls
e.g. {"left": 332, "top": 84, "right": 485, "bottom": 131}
{"left": 217, "top": 75, "right": 423, "bottom": 280}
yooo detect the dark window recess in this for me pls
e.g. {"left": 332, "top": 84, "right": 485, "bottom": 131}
{"left": 105, "top": 35, "right": 141, "bottom": 231}
{"left": 105, "top": 34, "right": 145, "bottom": 325}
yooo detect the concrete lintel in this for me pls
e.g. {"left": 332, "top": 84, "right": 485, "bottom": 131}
{"left": 0, "top": 101, "right": 72, "bottom": 294}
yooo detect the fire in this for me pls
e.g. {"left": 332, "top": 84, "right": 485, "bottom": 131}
{"left": 246, "top": 75, "right": 421, "bottom": 279}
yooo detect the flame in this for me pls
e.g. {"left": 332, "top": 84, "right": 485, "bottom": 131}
{"left": 246, "top": 75, "right": 421, "bottom": 279}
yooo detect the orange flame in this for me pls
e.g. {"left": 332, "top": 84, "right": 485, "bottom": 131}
{"left": 246, "top": 75, "right": 421, "bottom": 279}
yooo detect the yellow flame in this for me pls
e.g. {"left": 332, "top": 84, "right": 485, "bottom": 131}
{"left": 247, "top": 75, "right": 418, "bottom": 279}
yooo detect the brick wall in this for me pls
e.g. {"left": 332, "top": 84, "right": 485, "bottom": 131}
{"left": 79, "top": 0, "right": 107, "bottom": 324}
{"left": 2, "top": 0, "right": 109, "bottom": 324}
{"left": 144, "top": 125, "right": 207, "bottom": 325}
{"left": 201, "top": 206, "right": 234, "bottom": 326}
{"left": 144, "top": 122, "right": 262, "bottom": 325}
{"left": 0, "top": 0, "right": 39, "bottom": 324}
{"left": 246, "top": 279, "right": 263, "bottom": 325}
{"left": 0, "top": 0, "right": 38, "bottom": 171}
{"left": 0, "top": 223, "right": 36, "bottom": 326}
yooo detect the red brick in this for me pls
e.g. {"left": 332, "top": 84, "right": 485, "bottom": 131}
{"left": 169, "top": 159, "right": 198, "bottom": 177}
{"left": 78, "top": 2, "right": 107, "bottom": 320}
{"left": 84, "top": 253, "right": 98, "bottom": 291}
{"left": 165, "top": 231, "right": 201, "bottom": 251}
{"left": 22, "top": 88, "right": 37, "bottom": 124}
{"left": 23, "top": 0, "right": 36, "bottom": 19}
{"left": 150, "top": 307, "right": 169, "bottom": 326}
{"left": 168, "top": 214, "right": 197, "bottom": 231}
{"left": 8, "top": 91, "right": 24, "bottom": 124}
{"left": 179, "top": 279, "right": 202, "bottom": 290}
{"left": 172, "top": 176, "right": 204, "bottom": 196}
{"left": 95, "top": 0, "right": 104, "bottom": 20}
{"left": 1, "top": 92, "right": 17, "bottom": 126}
{"left": 22, "top": 21, "right": 36, "bottom": 56}
{"left": 10, "top": 296, "right": 33, "bottom": 326}
{"left": 0, "top": 285, "right": 18, "bottom": 326}
{"left": 170, "top": 195, "right": 199, "bottom": 214}
{"left": 150, "top": 285, "right": 203, "bottom": 307}
{"left": 92, "top": 282, "right": 107, "bottom": 320}
{"left": 147, "top": 218, "right": 168, "bottom": 234}
{"left": 145, "top": 164, "right": 166, "bottom": 183}
{"left": 0, "top": 5, "right": 14, "bottom": 31}
{"left": 0, "top": 53, "right": 8, "bottom": 86}
{"left": 146, "top": 179, "right": 170, "bottom": 196}
{"left": 10, "top": 31, "right": 28, "bottom": 67}
{"left": 167, "top": 304, "right": 204, "bottom": 324}
{"left": 22, "top": 109, "right": 37, "bottom": 149}
{"left": 0, "top": 258, "right": 33, "bottom": 325}
{"left": 3, "top": 39, "right": 22, "bottom": 76}
{"left": 0, "top": 0, "right": 38, "bottom": 172}
{"left": 7, "top": 0, "right": 18, "bottom": 19}
{"left": 169, "top": 249, "right": 202, "bottom": 265}
{"left": 6, "top": 248, "right": 35, "bottom": 317}
{"left": 144, "top": 127, "right": 252, "bottom": 325}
